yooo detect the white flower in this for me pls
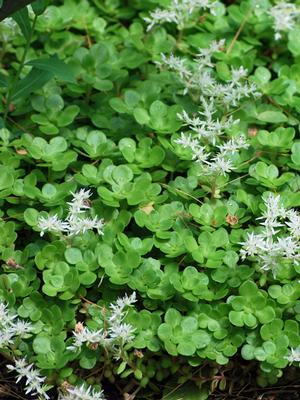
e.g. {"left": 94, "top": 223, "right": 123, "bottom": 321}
{"left": 109, "top": 292, "right": 136, "bottom": 325}
{"left": 115, "top": 292, "right": 137, "bottom": 308}
{"left": 67, "top": 327, "right": 107, "bottom": 351}
{"left": 0, "top": 330, "right": 15, "bottom": 347}
{"left": 37, "top": 189, "right": 105, "bottom": 237}
{"left": 195, "top": 39, "right": 225, "bottom": 68}
{"left": 12, "top": 320, "right": 33, "bottom": 337}
{"left": 208, "top": 155, "right": 235, "bottom": 175}
{"left": 67, "top": 189, "right": 92, "bottom": 216}
{"left": 108, "top": 323, "right": 135, "bottom": 344}
{"left": 37, "top": 215, "right": 68, "bottom": 237}
{"left": 286, "top": 209, "right": 300, "bottom": 238}
{"left": 285, "top": 347, "right": 300, "bottom": 363}
{"left": 217, "top": 135, "right": 249, "bottom": 154}
{"left": 67, "top": 216, "right": 105, "bottom": 236}
{"left": 0, "top": 301, "right": 33, "bottom": 349}
{"left": 58, "top": 383, "right": 106, "bottom": 400}
{"left": 175, "top": 132, "right": 198, "bottom": 149}
{"left": 158, "top": 53, "right": 192, "bottom": 79}
{"left": 177, "top": 100, "right": 238, "bottom": 145}
{"left": 240, "top": 193, "right": 300, "bottom": 277}
{"left": 240, "top": 232, "right": 265, "bottom": 259}
{"left": 0, "top": 302, "right": 16, "bottom": 325}
{"left": 144, "top": 0, "right": 220, "bottom": 30}
{"left": 269, "top": 2, "right": 300, "bottom": 40}
{"left": 7, "top": 358, "right": 50, "bottom": 400}
{"left": 68, "top": 292, "right": 137, "bottom": 352}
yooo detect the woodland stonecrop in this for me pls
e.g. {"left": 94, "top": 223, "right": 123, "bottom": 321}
{"left": 269, "top": 2, "right": 300, "bottom": 40}
{"left": 241, "top": 193, "right": 300, "bottom": 276}
{"left": 37, "top": 189, "right": 105, "bottom": 237}
{"left": 68, "top": 292, "right": 137, "bottom": 355}
{"left": 2, "top": 0, "right": 300, "bottom": 398}
{"left": 143, "top": 0, "right": 222, "bottom": 31}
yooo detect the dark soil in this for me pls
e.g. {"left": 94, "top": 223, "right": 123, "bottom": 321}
{"left": 2, "top": 354, "right": 300, "bottom": 400}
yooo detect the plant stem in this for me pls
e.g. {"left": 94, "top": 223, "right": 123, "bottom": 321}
{"left": 3, "top": 13, "right": 38, "bottom": 125}
{"left": 226, "top": 7, "right": 253, "bottom": 55}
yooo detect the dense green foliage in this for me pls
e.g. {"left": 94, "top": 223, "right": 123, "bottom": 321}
{"left": 1, "top": 0, "right": 300, "bottom": 398}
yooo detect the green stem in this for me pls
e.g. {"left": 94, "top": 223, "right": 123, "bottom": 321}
{"left": 3, "top": 13, "right": 38, "bottom": 125}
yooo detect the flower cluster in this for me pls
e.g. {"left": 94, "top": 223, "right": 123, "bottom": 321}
{"left": 0, "top": 302, "right": 32, "bottom": 349}
{"left": 37, "top": 189, "right": 105, "bottom": 237}
{"left": 158, "top": 41, "right": 260, "bottom": 103}
{"left": 144, "top": 0, "right": 220, "bottom": 31}
{"left": 7, "top": 358, "right": 50, "bottom": 400}
{"left": 158, "top": 40, "right": 259, "bottom": 177}
{"left": 175, "top": 97, "right": 249, "bottom": 175}
{"left": 67, "top": 292, "right": 137, "bottom": 355}
{"left": 240, "top": 193, "right": 300, "bottom": 276}
{"left": 269, "top": 2, "right": 300, "bottom": 40}
{"left": 58, "top": 383, "right": 106, "bottom": 400}
{"left": 285, "top": 347, "right": 300, "bottom": 363}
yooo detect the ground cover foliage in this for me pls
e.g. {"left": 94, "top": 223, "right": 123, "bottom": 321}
{"left": 2, "top": 0, "right": 300, "bottom": 398}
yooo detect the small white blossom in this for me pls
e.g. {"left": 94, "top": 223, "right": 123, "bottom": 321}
{"left": 269, "top": 2, "right": 300, "bottom": 40}
{"left": 67, "top": 327, "right": 107, "bottom": 351}
{"left": 68, "top": 292, "right": 137, "bottom": 353}
{"left": 207, "top": 155, "right": 235, "bottom": 175}
{"left": 67, "top": 215, "right": 105, "bottom": 236}
{"left": 12, "top": 320, "right": 33, "bottom": 337}
{"left": 37, "top": 215, "right": 69, "bottom": 237}
{"left": 144, "top": 0, "right": 220, "bottom": 30}
{"left": 175, "top": 132, "right": 199, "bottom": 149}
{"left": 286, "top": 209, "right": 300, "bottom": 238}
{"left": 158, "top": 53, "right": 192, "bottom": 80}
{"left": 286, "top": 347, "right": 300, "bottom": 363}
{"left": 7, "top": 358, "right": 50, "bottom": 400}
{"left": 240, "top": 193, "right": 300, "bottom": 277}
{"left": 58, "top": 383, "right": 106, "bottom": 400}
{"left": 0, "top": 330, "right": 15, "bottom": 347}
{"left": 0, "top": 301, "right": 33, "bottom": 349}
{"left": 108, "top": 323, "right": 135, "bottom": 344}
{"left": 217, "top": 135, "right": 249, "bottom": 154}
{"left": 67, "top": 189, "right": 92, "bottom": 216}
{"left": 240, "top": 232, "right": 265, "bottom": 259}
{"left": 37, "top": 189, "right": 105, "bottom": 237}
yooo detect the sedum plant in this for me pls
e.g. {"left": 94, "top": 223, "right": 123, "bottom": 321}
{"left": 2, "top": 0, "right": 300, "bottom": 399}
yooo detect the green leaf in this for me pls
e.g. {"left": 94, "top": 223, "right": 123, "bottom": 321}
{"left": 33, "top": 336, "right": 52, "bottom": 354}
{"left": 239, "top": 281, "right": 258, "bottom": 298}
{"left": 165, "top": 308, "right": 181, "bottom": 327}
{"left": 288, "top": 28, "right": 300, "bottom": 56}
{"left": 24, "top": 208, "right": 39, "bottom": 226}
{"left": 79, "top": 272, "right": 97, "bottom": 285}
{"left": 0, "top": 72, "right": 8, "bottom": 87}
{"left": 257, "top": 110, "right": 287, "bottom": 123}
{"left": 31, "top": 0, "right": 49, "bottom": 15}
{"left": 133, "top": 108, "right": 150, "bottom": 125}
{"left": 42, "top": 183, "right": 57, "bottom": 198}
{"left": 12, "top": 68, "right": 53, "bottom": 101}
{"left": 254, "top": 67, "right": 271, "bottom": 85}
{"left": 12, "top": 7, "right": 31, "bottom": 41}
{"left": 177, "top": 341, "right": 196, "bottom": 356}
{"left": 229, "top": 311, "right": 244, "bottom": 327}
{"left": 0, "top": 166, "right": 13, "bottom": 190}
{"left": 119, "top": 138, "right": 136, "bottom": 162}
{"left": 291, "top": 142, "right": 300, "bottom": 165}
{"left": 65, "top": 248, "right": 83, "bottom": 265}
{"left": 26, "top": 56, "right": 76, "bottom": 83}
